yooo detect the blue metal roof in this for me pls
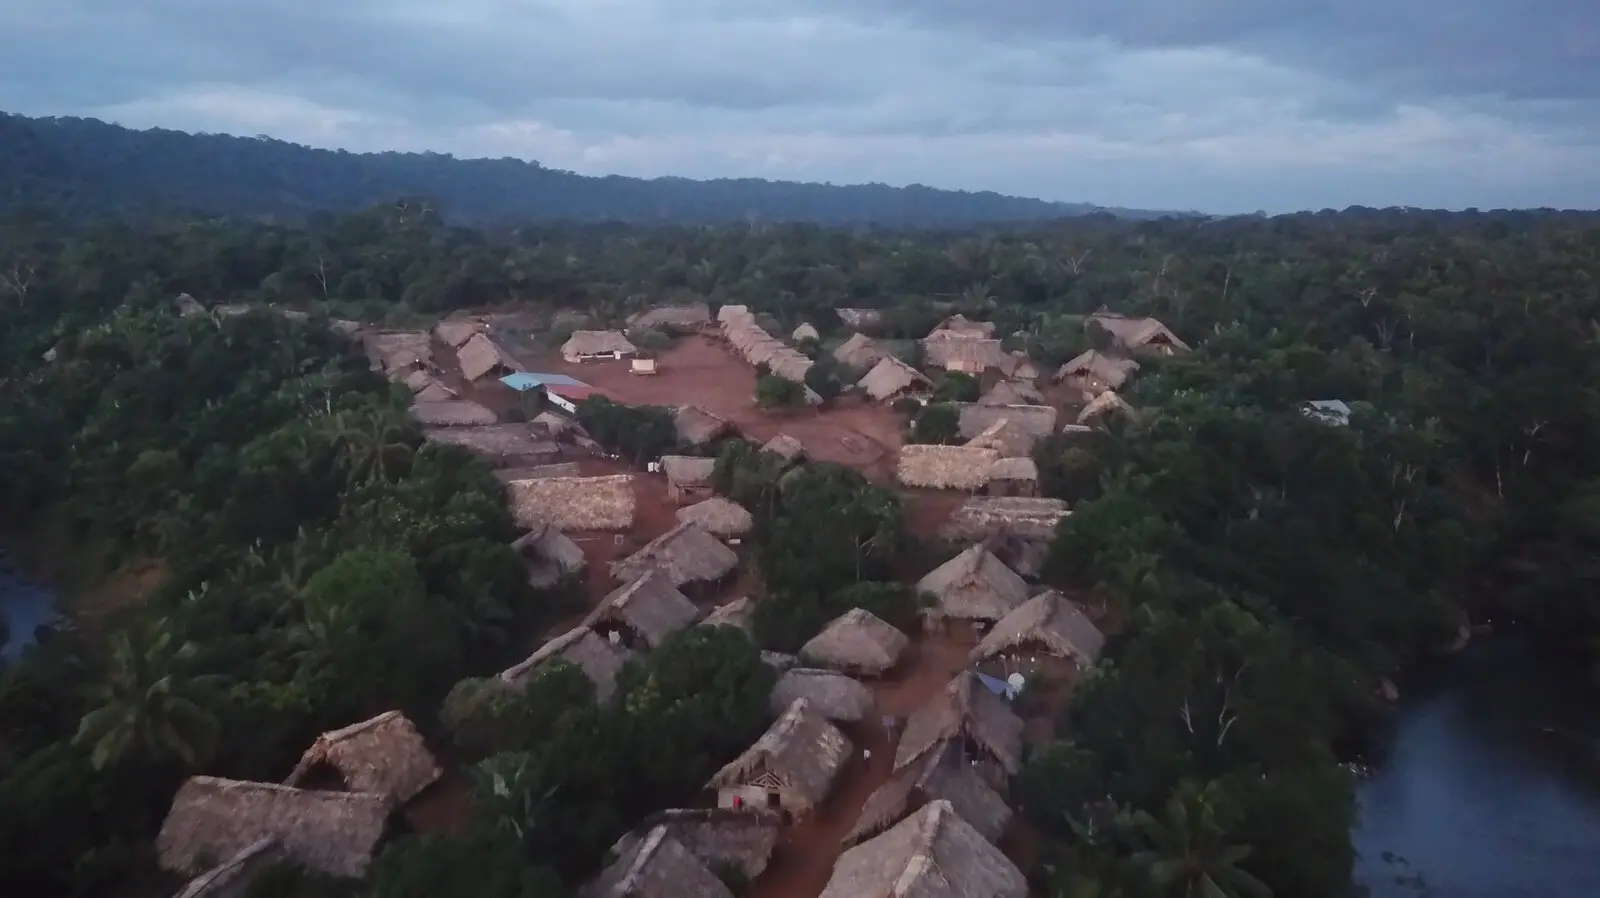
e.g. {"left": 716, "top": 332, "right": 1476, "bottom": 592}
{"left": 500, "top": 372, "right": 590, "bottom": 391}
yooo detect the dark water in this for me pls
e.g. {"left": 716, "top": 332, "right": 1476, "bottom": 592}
{"left": 1354, "top": 639, "right": 1600, "bottom": 898}
{"left": 0, "top": 567, "right": 59, "bottom": 659}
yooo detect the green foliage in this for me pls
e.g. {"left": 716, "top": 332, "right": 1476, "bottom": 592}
{"left": 932, "top": 371, "right": 980, "bottom": 403}
{"left": 367, "top": 828, "right": 568, "bottom": 898}
{"left": 574, "top": 396, "right": 679, "bottom": 462}
{"left": 754, "top": 374, "right": 806, "bottom": 408}
{"left": 754, "top": 464, "right": 906, "bottom": 597}
{"left": 760, "top": 581, "right": 921, "bottom": 654}
{"left": 909, "top": 402, "right": 960, "bottom": 444}
{"left": 440, "top": 665, "right": 596, "bottom": 761}
{"left": 803, "top": 354, "right": 847, "bottom": 402}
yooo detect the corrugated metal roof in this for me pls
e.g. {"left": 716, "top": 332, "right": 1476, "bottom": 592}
{"left": 501, "top": 372, "right": 590, "bottom": 391}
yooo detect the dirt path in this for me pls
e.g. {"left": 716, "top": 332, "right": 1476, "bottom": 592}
{"left": 745, "top": 629, "right": 976, "bottom": 898}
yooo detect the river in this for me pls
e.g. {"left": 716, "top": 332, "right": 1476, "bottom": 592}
{"left": 1354, "top": 639, "right": 1600, "bottom": 898}
{"left": 0, "top": 566, "right": 59, "bottom": 660}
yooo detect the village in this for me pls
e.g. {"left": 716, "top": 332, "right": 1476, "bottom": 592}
{"left": 154, "top": 301, "right": 1196, "bottom": 898}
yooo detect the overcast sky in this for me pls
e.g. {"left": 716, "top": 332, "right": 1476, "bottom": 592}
{"left": 4, "top": 1, "right": 1598, "bottom": 213}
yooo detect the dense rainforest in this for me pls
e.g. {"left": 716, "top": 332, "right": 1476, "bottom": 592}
{"left": 0, "top": 113, "right": 1181, "bottom": 226}
{"left": 2, "top": 201, "right": 1599, "bottom": 898}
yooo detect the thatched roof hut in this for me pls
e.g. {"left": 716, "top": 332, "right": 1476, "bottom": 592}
{"left": 792, "top": 322, "right": 820, "bottom": 342}
{"left": 717, "top": 304, "right": 752, "bottom": 323}
{"left": 836, "top": 308, "right": 884, "bottom": 331}
{"left": 410, "top": 399, "right": 497, "bottom": 427}
{"left": 425, "top": 425, "right": 561, "bottom": 461}
{"left": 413, "top": 382, "right": 458, "bottom": 403}
{"left": 761, "top": 433, "right": 806, "bottom": 462}
{"left": 457, "top": 332, "right": 523, "bottom": 382}
{"left": 978, "top": 379, "right": 1044, "bottom": 407}
{"left": 402, "top": 368, "right": 437, "bottom": 392}
{"left": 707, "top": 698, "right": 854, "bottom": 815}
{"left": 998, "top": 351, "right": 1040, "bottom": 381}
{"left": 563, "top": 330, "right": 638, "bottom": 361}
{"left": 674, "top": 405, "right": 733, "bottom": 444}
{"left": 156, "top": 777, "right": 389, "bottom": 879}
{"left": 676, "top": 496, "right": 754, "bottom": 537}
{"left": 583, "top": 828, "right": 734, "bottom": 898}
{"left": 507, "top": 474, "right": 636, "bottom": 531}
{"left": 434, "top": 319, "right": 486, "bottom": 348}
{"left": 1086, "top": 310, "right": 1190, "bottom": 356}
{"left": 1077, "top": 390, "right": 1135, "bottom": 425}
{"left": 172, "top": 838, "right": 282, "bottom": 898}
{"left": 799, "top": 608, "right": 909, "bottom": 676}
{"left": 928, "top": 314, "right": 997, "bottom": 338}
{"left": 284, "top": 711, "right": 441, "bottom": 803}
{"left": 660, "top": 455, "right": 718, "bottom": 502}
{"left": 771, "top": 668, "right": 873, "bottom": 722}
{"left": 611, "top": 809, "right": 782, "bottom": 882}
{"left": 699, "top": 597, "right": 755, "bottom": 634}
{"left": 940, "top": 497, "right": 1069, "bottom": 544}
{"left": 819, "top": 800, "right": 1026, "bottom": 898}
{"left": 957, "top": 403, "right": 1057, "bottom": 443}
{"left": 858, "top": 355, "right": 932, "bottom": 402}
{"left": 916, "top": 544, "right": 1030, "bottom": 625}
{"left": 175, "top": 293, "right": 207, "bottom": 317}
{"left": 501, "top": 625, "right": 632, "bottom": 702}
{"left": 628, "top": 303, "right": 711, "bottom": 331}
{"left": 586, "top": 571, "right": 700, "bottom": 650}
{"left": 895, "top": 672, "right": 1025, "bottom": 776}
{"left": 611, "top": 521, "right": 739, "bottom": 587}
{"left": 923, "top": 338, "right": 1005, "bottom": 374}
{"left": 512, "top": 523, "right": 586, "bottom": 588}
{"left": 897, "top": 445, "right": 1000, "bottom": 492}
{"left": 845, "top": 739, "right": 1012, "bottom": 847}
{"left": 367, "top": 331, "right": 434, "bottom": 374}
{"left": 496, "top": 461, "right": 583, "bottom": 482}
{"left": 832, "top": 333, "right": 885, "bottom": 370}
{"left": 964, "top": 417, "right": 1034, "bottom": 460}
{"left": 986, "top": 457, "right": 1038, "bottom": 495}
{"left": 1056, "top": 349, "right": 1139, "bottom": 395}
{"left": 971, "top": 591, "right": 1105, "bottom": 669}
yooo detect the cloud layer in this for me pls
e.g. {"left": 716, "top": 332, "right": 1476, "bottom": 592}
{"left": 3, "top": 0, "right": 1597, "bottom": 212}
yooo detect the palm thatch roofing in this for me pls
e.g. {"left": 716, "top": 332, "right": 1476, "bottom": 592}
{"left": 284, "top": 711, "right": 441, "bottom": 803}
{"left": 792, "top": 322, "right": 820, "bottom": 342}
{"left": 496, "top": 461, "right": 583, "bottom": 482}
{"left": 175, "top": 293, "right": 207, "bottom": 317}
{"left": 611, "top": 521, "right": 739, "bottom": 587}
{"left": 928, "top": 314, "right": 997, "bottom": 338}
{"left": 660, "top": 455, "right": 717, "bottom": 489}
{"left": 676, "top": 496, "right": 754, "bottom": 537}
{"left": 1077, "top": 390, "right": 1135, "bottom": 425}
{"left": 922, "top": 338, "right": 1005, "bottom": 372}
{"left": 329, "top": 319, "right": 364, "bottom": 338}
{"left": 819, "top": 800, "right": 1026, "bottom": 898}
{"left": 964, "top": 417, "right": 1035, "bottom": 460}
{"left": 895, "top": 672, "right": 1025, "bottom": 775}
{"left": 611, "top": 808, "right": 782, "bottom": 882}
{"left": 173, "top": 838, "right": 282, "bottom": 898}
{"left": 761, "top": 433, "right": 806, "bottom": 462}
{"left": 832, "top": 333, "right": 886, "bottom": 370}
{"left": 563, "top": 330, "right": 639, "bottom": 359}
{"left": 413, "top": 382, "right": 458, "bottom": 403}
{"left": 410, "top": 399, "right": 497, "bottom": 427}
{"left": 799, "top": 608, "right": 910, "bottom": 676}
{"left": 403, "top": 368, "right": 439, "bottom": 392}
{"left": 501, "top": 625, "right": 633, "bottom": 702}
{"left": 717, "top": 304, "right": 752, "bottom": 323}
{"left": 628, "top": 303, "right": 712, "bottom": 331}
{"left": 506, "top": 474, "right": 637, "bottom": 531}
{"left": 708, "top": 698, "right": 854, "bottom": 811}
{"left": 916, "top": 544, "right": 1030, "bottom": 624}
{"left": 1086, "top": 310, "right": 1190, "bottom": 352}
{"left": 367, "top": 331, "right": 434, "bottom": 374}
{"left": 156, "top": 777, "right": 390, "bottom": 879}
{"left": 978, "top": 379, "right": 1045, "bottom": 407}
{"left": 434, "top": 319, "right": 486, "bottom": 348}
{"left": 897, "top": 444, "right": 1000, "bottom": 491}
{"left": 583, "top": 828, "right": 734, "bottom": 898}
{"left": 771, "top": 668, "right": 874, "bottom": 721}
{"left": 845, "top": 740, "right": 1013, "bottom": 847}
{"left": 940, "top": 497, "right": 1069, "bottom": 543}
{"left": 997, "top": 351, "right": 1040, "bottom": 381}
{"left": 971, "top": 591, "right": 1105, "bottom": 668}
{"left": 957, "top": 403, "right": 1057, "bottom": 441}
{"left": 836, "top": 307, "right": 884, "bottom": 330}
{"left": 767, "top": 352, "right": 815, "bottom": 384}
{"left": 674, "top": 406, "right": 733, "bottom": 444}
{"left": 987, "top": 457, "right": 1038, "bottom": 484}
{"left": 858, "top": 355, "right": 933, "bottom": 401}
{"left": 512, "top": 522, "right": 587, "bottom": 587}
{"left": 1056, "top": 350, "right": 1140, "bottom": 392}
{"left": 699, "top": 596, "right": 756, "bottom": 634}
{"left": 586, "top": 571, "right": 700, "bottom": 648}
{"left": 458, "top": 332, "right": 524, "bottom": 381}
{"left": 426, "top": 425, "right": 562, "bottom": 461}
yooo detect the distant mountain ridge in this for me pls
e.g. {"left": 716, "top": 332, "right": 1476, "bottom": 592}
{"left": 0, "top": 112, "right": 1183, "bottom": 226}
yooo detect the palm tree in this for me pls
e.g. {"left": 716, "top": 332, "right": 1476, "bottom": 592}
{"left": 74, "top": 627, "right": 224, "bottom": 770}
{"left": 1126, "top": 781, "right": 1272, "bottom": 898}
{"left": 322, "top": 408, "right": 414, "bottom": 483}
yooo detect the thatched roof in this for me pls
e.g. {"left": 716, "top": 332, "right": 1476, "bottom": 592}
{"left": 175, "top": 293, "right": 207, "bottom": 317}
{"left": 792, "top": 322, "right": 820, "bottom": 342}
{"left": 1087, "top": 310, "right": 1190, "bottom": 352}
{"left": 414, "top": 382, "right": 458, "bottom": 403}
{"left": 586, "top": 571, "right": 700, "bottom": 648}
{"left": 771, "top": 668, "right": 874, "bottom": 722}
{"left": 897, "top": 444, "right": 1000, "bottom": 491}
{"left": 916, "top": 544, "right": 1030, "bottom": 623}
{"left": 923, "top": 338, "right": 1005, "bottom": 372}
{"left": 761, "top": 433, "right": 806, "bottom": 462}
{"left": 434, "top": 319, "right": 486, "bottom": 348}
{"left": 1077, "top": 390, "right": 1135, "bottom": 425}
{"left": 928, "top": 314, "right": 996, "bottom": 338}
{"left": 329, "top": 319, "right": 364, "bottom": 338}
{"left": 717, "top": 304, "right": 752, "bottom": 323}
{"left": 425, "top": 425, "right": 561, "bottom": 460}
{"left": 767, "top": 352, "right": 815, "bottom": 383}
{"left": 940, "top": 497, "right": 1069, "bottom": 543}
{"left": 978, "top": 379, "right": 1044, "bottom": 407}
{"left": 402, "top": 368, "right": 437, "bottom": 392}
{"left": 1056, "top": 349, "right": 1140, "bottom": 391}
{"left": 583, "top": 828, "right": 734, "bottom": 898}
{"left": 676, "top": 496, "right": 754, "bottom": 537}
{"left": 674, "top": 406, "right": 732, "bottom": 444}
{"left": 858, "top": 355, "right": 932, "bottom": 402}
{"left": 501, "top": 625, "right": 633, "bottom": 702}
{"left": 845, "top": 740, "right": 1013, "bottom": 847}
{"left": 628, "top": 303, "right": 711, "bottom": 331}
{"left": 895, "top": 672, "right": 1025, "bottom": 775}
{"left": 367, "top": 331, "right": 433, "bottom": 374}
{"left": 957, "top": 403, "right": 1057, "bottom": 441}
{"left": 507, "top": 474, "right": 637, "bottom": 531}
{"left": 410, "top": 399, "right": 497, "bottom": 427}
{"left": 156, "top": 777, "right": 389, "bottom": 879}
{"left": 563, "top": 330, "right": 638, "bottom": 358}
{"left": 530, "top": 411, "right": 582, "bottom": 439}
{"left": 173, "top": 838, "right": 282, "bottom": 898}
{"left": 971, "top": 591, "right": 1104, "bottom": 668}
{"left": 512, "top": 523, "right": 587, "bottom": 587}
{"left": 496, "top": 462, "right": 582, "bottom": 482}
{"left": 964, "top": 417, "right": 1035, "bottom": 460}
{"left": 799, "top": 608, "right": 909, "bottom": 676}
{"left": 458, "top": 332, "right": 523, "bottom": 381}
{"left": 699, "top": 597, "right": 755, "bottom": 634}
{"left": 611, "top": 809, "right": 782, "bottom": 882}
{"left": 660, "top": 455, "right": 717, "bottom": 488}
{"left": 997, "top": 351, "right": 1040, "bottom": 381}
{"left": 836, "top": 308, "right": 884, "bottom": 330}
{"left": 832, "top": 333, "right": 885, "bottom": 370}
{"left": 707, "top": 698, "right": 853, "bottom": 811}
{"left": 988, "top": 457, "right": 1037, "bottom": 483}
{"left": 819, "top": 800, "right": 1026, "bottom": 898}
{"left": 284, "top": 711, "right": 440, "bottom": 803}
{"left": 611, "top": 521, "right": 739, "bottom": 587}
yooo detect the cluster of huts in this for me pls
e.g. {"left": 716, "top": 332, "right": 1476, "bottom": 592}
{"left": 717, "top": 305, "right": 820, "bottom": 398}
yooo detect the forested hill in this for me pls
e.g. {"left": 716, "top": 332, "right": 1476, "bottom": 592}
{"left": 0, "top": 112, "right": 1177, "bottom": 226}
